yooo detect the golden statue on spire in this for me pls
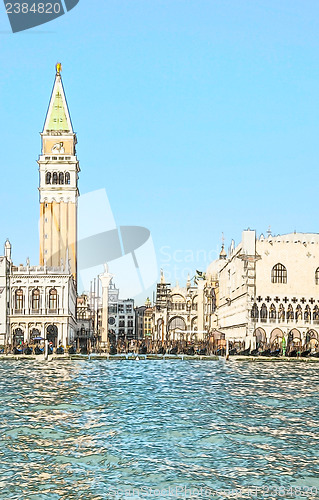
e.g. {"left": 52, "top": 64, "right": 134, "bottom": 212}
{"left": 56, "top": 62, "right": 62, "bottom": 75}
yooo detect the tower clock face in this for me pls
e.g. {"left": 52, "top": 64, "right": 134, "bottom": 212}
{"left": 109, "top": 295, "right": 116, "bottom": 302}
{"left": 108, "top": 317, "right": 115, "bottom": 325}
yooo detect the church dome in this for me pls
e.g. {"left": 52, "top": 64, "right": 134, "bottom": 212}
{"left": 206, "top": 245, "right": 228, "bottom": 280}
{"left": 206, "top": 258, "right": 225, "bottom": 280}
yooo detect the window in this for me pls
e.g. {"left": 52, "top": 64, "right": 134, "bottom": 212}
{"left": 59, "top": 172, "right": 64, "bottom": 184}
{"left": 304, "top": 305, "right": 311, "bottom": 323}
{"left": 316, "top": 268, "right": 319, "bottom": 285}
{"left": 251, "top": 303, "right": 258, "bottom": 320}
{"left": 260, "top": 303, "right": 267, "bottom": 323}
{"left": 52, "top": 172, "right": 58, "bottom": 185}
{"left": 271, "top": 263, "right": 287, "bottom": 284}
{"left": 15, "top": 289, "right": 23, "bottom": 310}
{"left": 49, "top": 288, "right": 57, "bottom": 310}
{"left": 278, "top": 304, "right": 285, "bottom": 321}
{"left": 65, "top": 172, "right": 70, "bottom": 185}
{"left": 295, "top": 305, "right": 302, "bottom": 321}
{"left": 269, "top": 304, "right": 276, "bottom": 321}
{"left": 287, "top": 304, "right": 294, "bottom": 321}
{"left": 32, "top": 289, "right": 40, "bottom": 310}
{"left": 45, "top": 172, "right": 51, "bottom": 184}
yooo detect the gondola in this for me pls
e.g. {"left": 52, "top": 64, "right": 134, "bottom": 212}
{"left": 168, "top": 347, "right": 178, "bottom": 355}
{"left": 24, "top": 347, "right": 33, "bottom": 355}
{"left": 300, "top": 349, "right": 311, "bottom": 358}
{"left": 270, "top": 349, "right": 281, "bottom": 357}
{"left": 229, "top": 348, "right": 237, "bottom": 355}
{"left": 109, "top": 345, "right": 117, "bottom": 355}
{"left": 68, "top": 346, "right": 76, "bottom": 354}
{"left": 34, "top": 346, "right": 43, "bottom": 355}
{"left": 56, "top": 346, "right": 64, "bottom": 355}
{"left": 13, "top": 347, "right": 22, "bottom": 355}
{"left": 183, "top": 346, "right": 194, "bottom": 355}
{"left": 309, "top": 351, "right": 319, "bottom": 358}
{"left": 139, "top": 345, "right": 147, "bottom": 354}
{"left": 197, "top": 348, "right": 207, "bottom": 355}
{"left": 157, "top": 346, "right": 166, "bottom": 355}
{"left": 288, "top": 349, "right": 297, "bottom": 358}
{"left": 260, "top": 349, "right": 271, "bottom": 356}
{"left": 238, "top": 348, "right": 250, "bottom": 356}
{"left": 250, "top": 348, "right": 259, "bottom": 356}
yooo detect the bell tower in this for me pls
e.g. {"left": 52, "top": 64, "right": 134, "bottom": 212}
{"left": 38, "top": 63, "right": 79, "bottom": 282}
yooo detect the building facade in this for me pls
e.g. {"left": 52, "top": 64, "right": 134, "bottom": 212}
{"left": 209, "top": 229, "right": 319, "bottom": 350}
{"left": 108, "top": 281, "right": 135, "bottom": 341}
{"left": 153, "top": 271, "right": 215, "bottom": 343}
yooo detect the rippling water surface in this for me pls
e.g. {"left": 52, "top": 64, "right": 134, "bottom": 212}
{"left": 1, "top": 359, "right": 319, "bottom": 499}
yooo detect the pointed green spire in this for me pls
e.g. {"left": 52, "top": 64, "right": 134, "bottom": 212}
{"left": 43, "top": 64, "right": 73, "bottom": 133}
{"left": 47, "top": 89, "right": 69, "bottom": 131}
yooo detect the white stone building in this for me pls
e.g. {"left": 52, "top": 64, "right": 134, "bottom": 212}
{"left": 208, "top": 229, "right": 319, "bottom": 350}
{"left": 0, "top": 241, "right": 77, "bottom": 347}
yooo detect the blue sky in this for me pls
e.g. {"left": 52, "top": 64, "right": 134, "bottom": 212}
{"left": 0, "top": 1, "right": 319, "bottom": 302}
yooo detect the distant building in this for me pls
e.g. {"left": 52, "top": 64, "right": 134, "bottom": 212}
{"left": 135, "top": 298, "right": 154, "bottom": 340}
{"left": 135, "top": 306, "right": 146, "bottom": 340}
{"left": 153, "top": 271, "right": 215, "bottom": 343}
{"left": 108, "top": 281, "right": 135, "bottom": 341}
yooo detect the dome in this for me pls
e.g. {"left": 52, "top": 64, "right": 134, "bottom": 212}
{"left": 206, "top": 258, "right": 225, "bottom": 280}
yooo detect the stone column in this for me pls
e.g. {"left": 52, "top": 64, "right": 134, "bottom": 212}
{"left": 99, "top": 264, "right": 113, "bottom": 348}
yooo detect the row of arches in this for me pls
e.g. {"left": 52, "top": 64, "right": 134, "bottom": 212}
{"left": 251, "top": 303, "right": 319, "bottom": 323}
{"left": 271, "top": 263, "right": 319, "bottom": 284}
{"left": 157, "top": 316, "right": 198, "bottom": 333}
{"left": 254, "top": 327, "right": 319, "bottom": 346}
{"left": 14, "top": 288, "right": 58, "bottom": 312}
{"left": 45, "top": 171, "right": 70, "bottom": 185}
{"left": 12, "top": 325, "right": 58, "bottom": 346}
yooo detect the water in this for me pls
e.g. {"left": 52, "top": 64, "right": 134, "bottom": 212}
{"left": 0, "top": 359, "right": 319, "bottom": 499}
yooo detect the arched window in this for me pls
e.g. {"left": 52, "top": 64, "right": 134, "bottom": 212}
{"left": 278, "top": 304, "right": 285, "bottom": 322}
{"left": 314, "top": 305, "right": 319, "bottom": 322}
{"left": 304, "top": 305, "right": 311, "bottom": 323}
{"left": 271, "top": 263, "right": 287, "bottom": 284}
{"left": 32, "top": 289, "right": 40, "bottom": 311}
{"left": 251, "top": 303, "right": 258, "bottom": 320}
{"left": 269, "top": 304, "right": 276, "bottom": 321}
{"left": 260, "top": 303, "right": 267, "bottom": 323}
{"left": 119, "top": 320, "right": 125, "bottom": 327}
{"left": 59, "top": 172, "right": 64, "bottom": 184}
{"left": 13, "top": 328, "right": 24, "bottom": 346}
{"left": 45, "top": 172, "right": 51, "bottom": 184}
{"left": 30, "top": 328, "right": 40, "bottom": 342}
{"left": 295, "top": 305, "right": 302, "bottom": 321}
{"left": 287, "top": 304, "right": 294, "bottom": 321}
{"left": 316, "top": 268, "right": 319, "bottom": 285}
{"left": 65, "top": 172, "right": 70, "bottom": 185}
{"left": 47, "top": 325, "right": 58, "bottom": 347}
{"left": 49, "top": 288, "right": 58, "bottom": 311}
{"left": 52, "top": 172, "right": 58, "bottom": 185}
{"left": 15, "top": 289, "right": 23, "bottom": 311}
